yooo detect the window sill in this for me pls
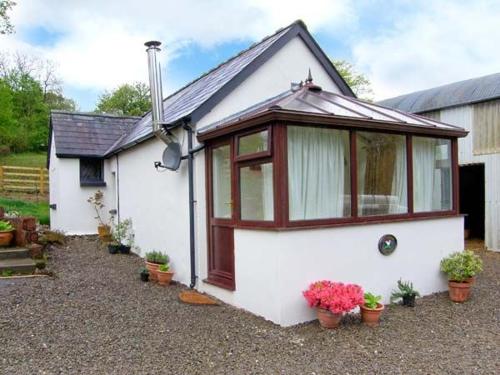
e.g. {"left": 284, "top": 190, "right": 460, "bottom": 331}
{"left": 80, "top": 181, "right": 107, "bottom": 187}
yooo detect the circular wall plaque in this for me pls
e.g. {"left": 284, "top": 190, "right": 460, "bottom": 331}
{"left": 378, "top": 234, "right": 397, "bottom": 255}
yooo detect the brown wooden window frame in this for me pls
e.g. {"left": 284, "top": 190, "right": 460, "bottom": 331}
{"left": 206, "top": 121, "right": 460, "bottom": 231}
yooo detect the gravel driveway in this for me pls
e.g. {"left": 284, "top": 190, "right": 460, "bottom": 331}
{"left": 0, "top": 236, "right": 498, "bottom": 374}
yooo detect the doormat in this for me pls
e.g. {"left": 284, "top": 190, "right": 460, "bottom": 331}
{"left": 178, "top": 290, "right": 218, "bottom": 305}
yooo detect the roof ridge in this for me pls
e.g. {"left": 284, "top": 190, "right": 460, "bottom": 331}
{"left": 380, "top": 71, "right": 500, "bottom": 103}
{"left": 51, "top": 110, "right": 141, "bottom": 119}
{"left": 158, "top": 20, "right": 301, "bottom": 106}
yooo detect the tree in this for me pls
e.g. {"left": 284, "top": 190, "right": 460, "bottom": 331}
{"left": 95, "top": 82, "right": 150, "bottom": 116}
{"left": 332, "top": 59, "right": 373, "bottom": 100}
{"left": 0, "top": 0, "right": 15, "bottom": 34}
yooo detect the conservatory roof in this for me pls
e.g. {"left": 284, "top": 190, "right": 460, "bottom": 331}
{"left": 197, "top": 83, "right": 468, "bottom": 141}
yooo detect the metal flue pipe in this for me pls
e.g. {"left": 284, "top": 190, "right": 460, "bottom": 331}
{"left": 145, "top": 40, "right": 171, "bottom": 144}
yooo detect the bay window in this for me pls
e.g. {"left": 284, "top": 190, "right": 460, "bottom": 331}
{"left": 240, "top": 162, "right": 274, "bottom": 221}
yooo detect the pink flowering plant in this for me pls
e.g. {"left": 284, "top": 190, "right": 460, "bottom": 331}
{"left": 303, "top": 280, "right": 364, "bottom": 314}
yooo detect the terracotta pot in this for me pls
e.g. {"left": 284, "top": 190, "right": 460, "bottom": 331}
{"left": 97, "top": 225, "right": 111, "bottom": 240}
{"left": 448, "top": 280, "right": 472, "bottom": 302}
{"left": 157, "top": 270, "right": 174, "bottom": 286}
{"left": 360, "top": 303, "right": 384, "bottom": 327}
{"left": 316, "top": 308, "right": 343, "bottom": 329}
{"left": 145, "top": 261, "right": 160, "bottom": 281}
{"left": 465, "top": 276, "right": 476, "bottom": 285}
{"left": 0, "top": 230, "right": 14, "bottom": 247}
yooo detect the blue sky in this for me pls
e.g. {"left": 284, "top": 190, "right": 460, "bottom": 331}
{"left": 2, "top": 0, "right": 499, "bottom": 111}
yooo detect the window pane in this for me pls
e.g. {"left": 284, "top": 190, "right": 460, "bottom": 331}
{"left": 238, "top": 130, "right": 268, "bottom": 156}
{"left": 287, "top": 126, "right": 350, "bottom": 220}
{"left": 80, "top": 159, "right": 103, "bottom": 183}
{"left": 212, "top": 145, "right": 231, "bottom": 219}
{"left": 357, "top": 132, "right": 407, "bottom": 216}
{"left": 413, "top": 137, "right": 452, "bottom": 212}
{"left": 240, "top": 162, "right": 274, "bottom": 221}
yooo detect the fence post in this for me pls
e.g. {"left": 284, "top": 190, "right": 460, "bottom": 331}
{"left": 0, "top": 166, "right": 3, "bottom": 191}
{"left": 39, "top": 167, "right": 45, "bottom": 194}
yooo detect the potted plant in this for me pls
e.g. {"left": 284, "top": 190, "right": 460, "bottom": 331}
{"left": 139, "top": 267, "right": 149, "bottom": 282}
{"left": 360, "top": 292, "right": 384, "bottom": 327}
{"left": 157, "top": 263, "right": 174, "bottom": 286}
{"left": 390, "top": 279, "right": 420, "bottom": 307}
{"left": 0, "top": 220, "right": 15, "bottom": 247}
{"left": 87, "top": 190, "right": 113, "bottom": 241}
{"left": 145, "top": 251, "right": 169, "bottom": 282}
{"left": 440, "top": 250, "right": 483, "bottom": 302}
{"left": 303, "top": 280, "right": 364, "bottom": 329}
{"left": 107, "top": 240, "right": 121, "bottom": 254}
{"left": 111, "top": 218, "right": 133, "bottom": 254}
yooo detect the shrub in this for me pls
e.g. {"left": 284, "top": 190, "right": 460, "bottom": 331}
{"left": 38, "top": 230, "right": 66, "bottom": 245}
{"left": 303, "top": 281, "right": 364, "bottom": 314}
{"left": 364, "top": 292, "right": 382, "bottom": 309}
{"left": 0, "top": 220, "right": 14, "bottom": 232}
{"left": 111, "top": 218, "right": 133, "bottom": 246}
{"left": 145, "top": 251, "right": 169, "bottom": 265}
{"left": 440, "top": 250, "right": 483, "bottom": 282}
{"left": 390, "top": 279, "right": 420, "bottom": 303}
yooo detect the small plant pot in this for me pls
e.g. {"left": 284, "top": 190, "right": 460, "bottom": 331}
{"left": 140, "top": 272, "right": 149, "bottom": 282}
{"left": 465, "top": 276, "right": 476, "bottom": 285}
{"left": 316, "top": 308, "right": 343, "bottom": 329}
{"left": 360, "top": 303, "right": 384, "bottom": 327}
{"left": 157, "top": 270, "right": 174, "bottom": 286}
{"left": 448, "top": 280, "right": 471, "bottom": 302}
{"left": 402, "top": 294, "right": 416, "bottom": 307}
{"left": 119, "top": 245, "right": 131, "bottom": 254}
{"left": 97, "top": 225, "right": 111, "bottom": 240}
{"left": 145, "top": 262, "right": 160, "bottom": 282}
{"left": 108, "top": 244, "right": 120, "bottom": 254}
{"left": 0, "top": 230, "right": 15, "bottom": 247}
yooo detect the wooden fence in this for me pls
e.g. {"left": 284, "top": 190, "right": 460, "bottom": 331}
{"left": 0, "top": 166, "right": 49, "bottom": 194}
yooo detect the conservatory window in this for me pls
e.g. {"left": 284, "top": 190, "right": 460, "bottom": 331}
{"left": 357, "top": 132, "right": 407, "bottom": 216}
{"left": 413, "top": 137, "right": 452, "bottom": 212}
{"left": 212, "top": 144, "right": 232, "bottom": 219}
{"left": 239, "top": 162, "right": 274, "bottom": 221}
{"left": 287, "top": 126, "right": 351, "bottom": 220}
{"left": 237, "top": 129, "right": 270, "bottom": 158}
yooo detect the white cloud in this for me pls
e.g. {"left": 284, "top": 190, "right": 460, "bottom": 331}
{"left": 1, "top": 0, "right": 353, "bottom": 96}
{"left": 353, "top": 1, "right": 500, "bottom": 100}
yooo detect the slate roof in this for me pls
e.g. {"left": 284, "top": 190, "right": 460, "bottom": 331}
{"left": 50, "top": 111, "right": 139, "bottom": 157}
{"left": 107, "top": 20, "right": 354, "bottom": 155}
{"left": 378, "top": 72, "right": 500, "bottom": 113}
{"left": 198, "top": 83, "right": 466, "bottom": 138}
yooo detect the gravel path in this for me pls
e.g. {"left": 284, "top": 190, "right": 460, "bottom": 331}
{"left": 1, "top": 236, "right": 499, "bottom": 374}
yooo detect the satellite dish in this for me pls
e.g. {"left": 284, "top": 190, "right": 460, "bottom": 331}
{"left": 162, "top": 142, "right": 182, "bottom": 171}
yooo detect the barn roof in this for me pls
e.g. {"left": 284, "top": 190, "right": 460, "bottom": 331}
{"left": 198, "top": 83, "right": 467, "bottom": 140}
{"left": 107, "top": 20, "right": 354, "bottom": 155}
{"left": 49, "top": 111, "right": 139, "bottom": 158}
{"left": 378, "top": 72, "right": 500, "bottom": 113}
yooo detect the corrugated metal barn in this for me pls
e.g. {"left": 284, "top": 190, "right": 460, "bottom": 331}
{"left": 379, "top": 73, "right": 500, "bottom": 251}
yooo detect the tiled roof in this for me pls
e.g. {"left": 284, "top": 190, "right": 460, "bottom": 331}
{"left": 198, "top": 84, "right": 466, "bottom": 137}
{"left": 50, "top": 111, "right": 139, "bottom": 157}
{"left": 378, "top": 72, "right": 500, "bottom": 113}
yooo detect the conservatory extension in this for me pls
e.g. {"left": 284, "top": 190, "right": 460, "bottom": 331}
{"left": 197, "top": 82, "right": 467, "bottom": 326}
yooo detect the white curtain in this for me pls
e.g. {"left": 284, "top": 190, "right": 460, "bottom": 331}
{"left": 212, "top": 146, "right": 231, "bottom": 218}
{"left": 288, "top": 126, "right": 346, "bottom": 220}
{"left": 413, "top": 137, "right": 438, "bottom": 211}
{"left": 389, "top": 141, "right": 408, "bottom": 213}
{"left": 262, "top": 163, "right": 274, "bottom": 220}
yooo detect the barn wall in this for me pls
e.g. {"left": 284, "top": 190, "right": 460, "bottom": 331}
{"left": 440, "top": 105, "right": 500, "bottom": 251}
{"left": 49, "top": 139, "right": 117, "bottom": 235}
{"left": 200, "top": 216, "right": 463, "bottom": 326}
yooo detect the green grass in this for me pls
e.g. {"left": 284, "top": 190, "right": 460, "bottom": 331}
{"left": 0, "top": 152, "right": 48, "bottom": 168}
{"left": 0, "top": 197, "right": 49, "bottom": 225}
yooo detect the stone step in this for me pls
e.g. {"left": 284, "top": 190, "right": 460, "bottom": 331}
{"left": 0, "top": 258, "right": 36, "bottom": 274}
{"left": 0, "top": 247, "right": 30, "bottom": 260}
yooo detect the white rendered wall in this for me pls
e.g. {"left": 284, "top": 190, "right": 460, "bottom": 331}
{"left": 49, "top": 136, "right": 116, "bottom": 234}
{"left": 200, "top": 217, "right": 464, "bottom": 326}
{"left": 197, "top": 36, "right": 342, "bottom": 129}
{"left": 116, "top": 130, "right": 192, "bottom": 285}
{"left": 441, "top": 106, "right": 500, "bottom": 251}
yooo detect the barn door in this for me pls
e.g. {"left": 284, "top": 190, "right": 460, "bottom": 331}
{"left": 207, "top": 142, "right": 235, "bottom": 290}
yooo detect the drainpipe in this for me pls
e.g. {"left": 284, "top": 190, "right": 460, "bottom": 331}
{"left": 184, "top": 119, "right": 197, "bottom": 289}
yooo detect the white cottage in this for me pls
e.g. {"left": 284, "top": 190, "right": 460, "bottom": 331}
{"left": 48, "top": 20, "right": 466, "bottom": 326}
